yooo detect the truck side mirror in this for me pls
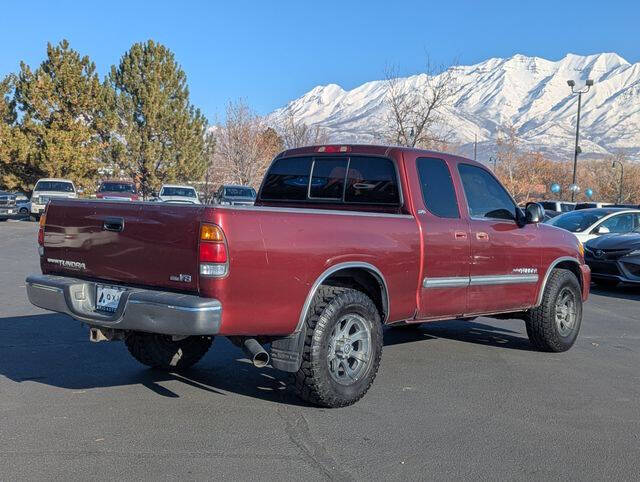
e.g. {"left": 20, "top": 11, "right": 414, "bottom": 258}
{"left": 525, "top": 202, "right": 544, "bottom": 224}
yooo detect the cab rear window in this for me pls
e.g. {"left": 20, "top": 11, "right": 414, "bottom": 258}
{"left": 260, "top": 156, "right": 400, "bottom": 205}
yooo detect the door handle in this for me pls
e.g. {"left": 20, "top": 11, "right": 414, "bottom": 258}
{"left": 476, "top": 232, "right": 489, "bottom": 241}
{"left": 454, "top": 231, "right": 467, "bottom": 240}
{"left": 103, "top": 217, "right": 124, "bottom": 232}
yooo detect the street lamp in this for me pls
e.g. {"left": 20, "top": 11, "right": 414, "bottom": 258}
{"left": 612, "top": 159, "right": 624, "bottom": 204}
{"left": 567, "top": 78, "right": 594, "bottom": 201}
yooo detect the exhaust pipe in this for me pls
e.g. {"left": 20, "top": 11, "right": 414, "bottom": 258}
{"left": 241, "top": 338, "right": 270, "bottom": 368}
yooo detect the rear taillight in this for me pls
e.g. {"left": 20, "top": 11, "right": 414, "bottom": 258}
{"left": 199, "top": 223, "right": 228, "bottom": 277}
{"left": 37, "top": 212, "right": 46, "bottom": 256}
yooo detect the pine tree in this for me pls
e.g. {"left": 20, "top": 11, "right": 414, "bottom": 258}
{"left": 109, "top": 40, "right": 207, "bottom": 197}
{"left": 8, "top": 40, "right": 114, "bottom": 192}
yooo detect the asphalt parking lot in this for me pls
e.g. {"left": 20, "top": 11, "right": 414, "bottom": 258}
{"left": 1, "top": 221, "right": 639, "bottom": 480}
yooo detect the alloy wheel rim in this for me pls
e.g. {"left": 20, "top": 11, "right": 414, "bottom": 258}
{"left": 327, "top": 314, "right": 372, "bottom": 385}
{"left": 555, "top": 287, "right": 577, "bottom": 337}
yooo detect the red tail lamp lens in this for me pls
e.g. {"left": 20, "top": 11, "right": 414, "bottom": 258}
{"left": 199, "top": 242, "right": 227, "bottom": 263}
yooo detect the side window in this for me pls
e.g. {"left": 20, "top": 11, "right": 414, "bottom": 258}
{"left": 260, "top": 157, "right": 313, "bottom": 200}
{"left": 561, "top": 203, "right": 574, "bottom": 212}
{"left": 416, "top": 157, "right": 459, "bottom": 218}
{"left": 309, "top": 158, "right": 348, "bottom": 199}
{"left": 458, "top": 164, "right": 516, "bottom": 221}
{"left": 345, "top": 157, "right": 399, "bottom": 205}
{"left": 540, "top": 202, "right": 555, "bottom": 211}
{"left": 598, "top": 213, "right": 636, "bottom": 233}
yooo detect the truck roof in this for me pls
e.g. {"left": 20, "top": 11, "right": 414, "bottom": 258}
{"left": 161, "top": 184, "right": 196, "bottom": 189}
{"left": 275, "top": 144, "right": 485, "bottom": 168}
{"left": 36, "top": 178, "right": 75, "bottom": 183}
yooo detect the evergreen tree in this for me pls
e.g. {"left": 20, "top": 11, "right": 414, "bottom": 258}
{"left": 110, "top": 40, "right": 207, "bottom": 197}
{"left": 7, "top": 40, "right": 114, "bottom": 192}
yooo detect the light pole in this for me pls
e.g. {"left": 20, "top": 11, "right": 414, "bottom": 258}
{"left": 567, "top": 78, "right": 594, "bottom": 201}
{"left": 612, "top": 159, "right": 624, "bottom": 204}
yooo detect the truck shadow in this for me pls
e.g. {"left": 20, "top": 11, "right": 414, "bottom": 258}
{"left": 590, "top": 285, "right": 640, "bottom": 302}
{"left": 0, "top": 313, "right": 530, "bottom": 405}
{"left": 384, "top": 319, "right": 535, "bottom": 351}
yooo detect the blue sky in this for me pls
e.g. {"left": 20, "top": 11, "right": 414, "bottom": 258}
{"left": 1, "top": 0, "right": 637, "bottom": 122}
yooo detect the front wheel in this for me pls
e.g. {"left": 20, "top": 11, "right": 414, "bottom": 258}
{"left": 525, "top": 269, "right": 582, "bottom": 352}
{"left": 294, "top": 286, "right": 383, "bottom": 408}
{"left": 125, "top": 332, "right": 213, "bottom": 370}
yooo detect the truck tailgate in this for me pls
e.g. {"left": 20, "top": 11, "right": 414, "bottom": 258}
{"left": 42, "top": 200, "right": 204, "bottom": 293}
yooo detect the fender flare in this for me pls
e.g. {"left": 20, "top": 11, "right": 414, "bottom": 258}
{"left": 536, "top": 256, "right": 582, "bottom": 306}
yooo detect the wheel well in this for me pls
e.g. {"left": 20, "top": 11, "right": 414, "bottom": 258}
{"left": 322, "top": 268, "right": 388, "bottom": 322}
{"left": 554, "top": 261, "right": 583, "bottom": 291}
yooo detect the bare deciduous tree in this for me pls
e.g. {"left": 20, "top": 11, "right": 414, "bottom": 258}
{"left": 384, "top": 58, "right": 457, "bottom": 148}
{"left": 280, "top": 106, "right": 328, "bottom": 149}
{"left": 212, "top": 100, "right": 282, "bottom": 188}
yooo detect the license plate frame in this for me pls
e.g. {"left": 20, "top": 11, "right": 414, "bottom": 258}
{"left": 95, "top": 284, "right": 126, "bottom": 313}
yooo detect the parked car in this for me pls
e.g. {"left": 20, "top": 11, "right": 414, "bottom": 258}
{"left": 546, "top": 208, "right": 640, "bottom": 243}
{"left": 30, "top": 178, "right": 77, "bottom": 220}
{"left": 543, "top": 209, "right": 561, "bottom": 221}
{"left": 0, "top": 191, "right": 18, "bottom": 221}
{"left": 16, "top": 199, "right": 31, "bottom": 216}
{"left": 96, "top": 180, "right": 139, "bottom": 201}
{"left": 574, "top": 202, "right": 612, "bottom": 210}
{"left": 585, "top": 228, "right": 640, "bottom": 288}
{"left": 158, "top": 184, "right": 200, "bottom": 204}
{"left": 214, "top": 185, "right": 257, "bottom": 206}
{"left": 540, "top": 201, "right": 576, "bottom": 213}
{"left": 26, "top": 145, "right": 590, "bottom": 407}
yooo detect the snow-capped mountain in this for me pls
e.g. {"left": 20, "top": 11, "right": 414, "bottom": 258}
{"left": 269, "top": 53, "right": 640, "bottom": 160}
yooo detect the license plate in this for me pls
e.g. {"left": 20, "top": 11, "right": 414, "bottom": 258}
{"left": 96, "top": 285, "right": 126, "bottom": 313}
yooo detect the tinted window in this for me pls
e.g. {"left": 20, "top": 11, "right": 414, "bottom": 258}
{"left": 34, "top": 181, "right": 74, "bottom": 192}
{"left": 416, "top": 157, "right": 459, "bottom": 218}
{"left": 548, "top": 210, "right": 610, "bottom": 232}
{"left": 540, "top": 202, "right": 557, "bottom": 211}
{"left": 224, "top": 187, "right": 256, "bottom": 198}
{"left": 99, "top": 182, "right": 136, "bottom": 193}
{"left": 560, "top": 203, "right": 575, "bottom": 212}
{"left": 458, "top": 164, "right": 515, "bottom": 220}
{"left": 160, "top": 187, "right": 196, "bottom": 198}
{"left": 310, "top": 158, "right": 347, "bottom": 199}
{"left": 344, "top": 157, "right": 399, "bottom": 205}
{"left": 261, "top": 157, "right": 312, "bottom": 200}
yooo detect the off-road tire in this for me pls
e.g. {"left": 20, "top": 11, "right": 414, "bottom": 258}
{"left": 124, "top": 332, "right": 213, "bottom": 371}
{"left": 525, "top": 269, "right": 582, "bottom": 352}
{"left": 294, "top": 286, "right": 383, "bottom": 408}
{"left": 593, "top": 278, "right": 619, "bottom": 289}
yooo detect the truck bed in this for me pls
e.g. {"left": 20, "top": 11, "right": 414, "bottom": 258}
{"left": 41, "top": 199, "right": 420, "bottom": 335}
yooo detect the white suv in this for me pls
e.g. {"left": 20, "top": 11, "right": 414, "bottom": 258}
{"left": 30, "top": 178, "right": 77, "bottom": 220}
{"left": 158, "top": 184, "right": 200, "bottom": 204}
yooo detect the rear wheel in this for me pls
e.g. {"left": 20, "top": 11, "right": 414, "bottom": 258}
{"left": 124, "top": 332, "right": 213, "bottom": 370}
{"left": 294, "top": 286, "right": 383, "bottom": 408}
{"left": 525, "top": 269, "right": 582, "bottom": 352}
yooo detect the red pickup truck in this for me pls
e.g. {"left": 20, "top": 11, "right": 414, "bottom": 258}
{"left": 26, "top": 145, "right": 590, "bottom": 407}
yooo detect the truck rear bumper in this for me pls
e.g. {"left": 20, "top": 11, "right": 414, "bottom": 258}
{"left": 25, "top": 274, "right": 222, "bottom": 336}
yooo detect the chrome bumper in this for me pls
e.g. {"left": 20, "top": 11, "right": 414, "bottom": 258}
{"left": 25, "top": 274, "right": 222, "bottom": 335}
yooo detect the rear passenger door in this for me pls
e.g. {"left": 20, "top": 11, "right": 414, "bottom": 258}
{"left": 414, "top": 157, "right": 470, "bottom": 319}
{"left": 457, "top": 164, "right": 540, "bottom": 314}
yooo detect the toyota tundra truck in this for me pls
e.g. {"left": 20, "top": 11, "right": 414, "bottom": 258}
{"left": 26, "top": 145, "right": 590, "bottom": 407}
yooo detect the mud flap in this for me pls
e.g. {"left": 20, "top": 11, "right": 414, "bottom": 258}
{"left": 270, "top": 326, "right": 306, "bottom": 372}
